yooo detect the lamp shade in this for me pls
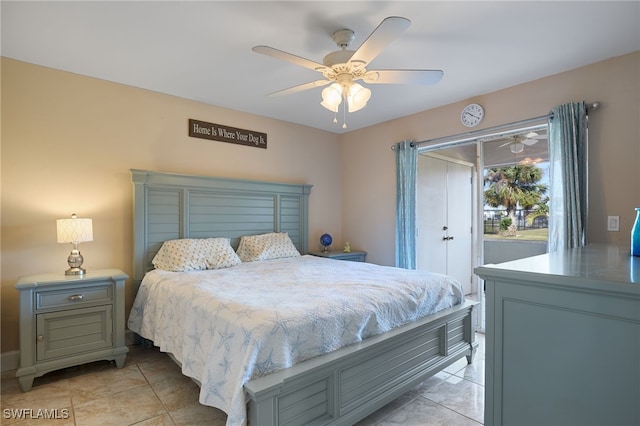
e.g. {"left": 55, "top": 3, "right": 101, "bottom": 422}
{"left": 320, "top": 83, "right": 342, "bottom": 112}
{"left": 347, "top": 83, "right": 371, "bottom": 113}
{"left": 57, "top": 215, "right": 93, "bottom": 243}
{"left": 510, "top": 143, "right": 525, "bottom": 154}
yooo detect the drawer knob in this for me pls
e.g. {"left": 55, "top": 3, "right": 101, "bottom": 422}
{"left": 68, "top": 294, "right": 84, "bottom": 301}
{"left": 37, "top": 335, "right": 44, "bottom": 341}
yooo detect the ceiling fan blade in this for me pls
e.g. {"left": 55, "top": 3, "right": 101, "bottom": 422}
{"left": 266, "top": 80, "right": 330, "bottom": 97}
{"left": 498, "top": 142, "right": 513, "bottom": 148}
{"left": 252, "top": 45, "right": 329, "bottom": 72}
{"left": 363, "top": 69, "right": 444, "bottom": 85}
{"left": 526, "top": 131, "right": 547, "bottom": 140}
{"left": 349, "top": 16, "right": 411, "bottom": 66}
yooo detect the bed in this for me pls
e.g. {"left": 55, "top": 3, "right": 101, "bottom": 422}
{"left": 128, "top": 169, "right": 478, "bottom": 426}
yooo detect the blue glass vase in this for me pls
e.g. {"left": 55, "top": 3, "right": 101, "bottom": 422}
{"left": 632, "top": 208, "right": 640, "bottom": 257}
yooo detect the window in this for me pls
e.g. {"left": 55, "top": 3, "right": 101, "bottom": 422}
{"left": 482, "top": 127, "right": 549, "bottom": 242}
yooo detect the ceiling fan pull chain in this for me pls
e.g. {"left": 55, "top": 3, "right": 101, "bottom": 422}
{"left": 342, "top": 90, "right": 349, "bottom": 129}
{"left": 342, "top": 97, "right": 347, "bottom": 129}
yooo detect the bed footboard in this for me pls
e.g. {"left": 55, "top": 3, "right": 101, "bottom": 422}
{"left": 245, "top": 300, "right": 478, "bottom": 426}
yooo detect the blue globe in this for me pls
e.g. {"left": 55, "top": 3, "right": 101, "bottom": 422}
{"left": 320, "top": 233, "right": 333, "bottom": 247}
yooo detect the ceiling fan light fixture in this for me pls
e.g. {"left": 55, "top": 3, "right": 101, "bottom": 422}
{"left": 347, "top": 83, "right": 371, "bottom": 112}
{"left": 320, "top": 83, "right": 342, "bottom": 112}
{"left": 510, "top": 142, "right": 525, "bottom": 154}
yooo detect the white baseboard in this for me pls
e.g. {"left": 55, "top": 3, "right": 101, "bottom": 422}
{"left": 1, "top": 351, "right": 19, "bottom": 373}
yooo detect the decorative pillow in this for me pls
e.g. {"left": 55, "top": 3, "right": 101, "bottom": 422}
{"left": 202, "top": 238, "right": 243, "bottom": 270}
{"left": 152, "top": 238, "right": 241, "bottom": 271}
{"left": 235, "top": 232, "right": 301, "bottom": 262}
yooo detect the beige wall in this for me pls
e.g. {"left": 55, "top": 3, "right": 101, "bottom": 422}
{"left": 1, "top": 58, "right": 343, "bottom": 353}
{"left": 2, "top": 51, "right": 639, "bottom": 355}
{"left": 341, "top": 51, "right": 640, "bottom": 266}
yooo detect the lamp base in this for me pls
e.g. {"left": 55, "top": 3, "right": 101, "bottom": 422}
{"left": 66, "top": 249, "right": 86, "bottom": 276}
{"left": 65, "top": 267, "right": 86, "bottom": 276}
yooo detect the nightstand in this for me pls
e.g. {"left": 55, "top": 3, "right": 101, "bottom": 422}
{"left": 309, "top": 251, "right": 367, "bottom": 262}
{"left": 15, "top": 269, "right": 129, "bottom": 392}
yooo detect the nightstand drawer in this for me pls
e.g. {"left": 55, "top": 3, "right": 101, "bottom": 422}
{"left": 36, "top": 285, "right": 113, "bottom": 310}
{"left": 36, "top": 305, "right": 113, "bottom": 361}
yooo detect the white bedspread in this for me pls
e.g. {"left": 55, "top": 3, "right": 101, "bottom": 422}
{"left": 127, "top": 255, "right": 464, "bottom": 426}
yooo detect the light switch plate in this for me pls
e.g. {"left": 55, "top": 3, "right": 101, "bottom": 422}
{"left": 607, "top": 216, "right": 620, "bottom": 231}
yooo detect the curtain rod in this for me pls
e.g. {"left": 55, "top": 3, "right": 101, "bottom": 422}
{"left": 391, "top": 101, "right": 600, "bottom": 151}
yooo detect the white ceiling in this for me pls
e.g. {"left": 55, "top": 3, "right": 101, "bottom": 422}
{"left": 2, "top": 1, "right": 639, "bottom": 134}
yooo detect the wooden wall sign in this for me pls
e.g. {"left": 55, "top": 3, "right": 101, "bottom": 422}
{"left": 188, "top": 119, "right": 267, "bottom": 149}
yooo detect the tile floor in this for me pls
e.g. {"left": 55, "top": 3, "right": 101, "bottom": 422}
{"left": 1, "top": 333, "right": 484, "bottom": 425}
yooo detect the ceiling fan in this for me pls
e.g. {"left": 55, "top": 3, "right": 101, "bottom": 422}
{"left": 252, "top": 16, "right": 444, "bottom": 128}
{"left": 499, "top": 132, "right": 547, "bottom": 153}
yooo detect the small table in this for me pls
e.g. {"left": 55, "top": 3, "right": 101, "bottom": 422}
{"left": 15, "top": 269, "right": 129, "bottom": 391}
{"left": 309, "top": 250, "right": 367, "bottom": 262}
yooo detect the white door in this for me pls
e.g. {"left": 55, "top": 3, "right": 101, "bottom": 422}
{"left": 417, "top": 154, "right": 473, "bottom": 294}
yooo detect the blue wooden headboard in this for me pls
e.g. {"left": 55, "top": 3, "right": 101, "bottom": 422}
{"left": 131, "top": 169, "right": 312, "bottom": 283}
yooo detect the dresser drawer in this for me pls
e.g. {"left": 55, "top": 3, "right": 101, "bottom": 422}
{"left": 36, "top": 284, "right": 113, "bottom": 310}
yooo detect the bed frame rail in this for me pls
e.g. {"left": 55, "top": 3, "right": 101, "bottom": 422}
{"left": 245, "top": 300, "right": 478, "bottom": 426}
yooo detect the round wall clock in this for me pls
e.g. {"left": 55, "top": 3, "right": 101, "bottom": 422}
{"left": 460, "top": 103, "right": 484, "bottom": 127}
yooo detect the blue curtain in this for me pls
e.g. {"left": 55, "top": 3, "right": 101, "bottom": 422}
{"left": 548, "top": 101, "right": 588, "bottom": 252}
{"left": 394, "top": 140, "right": 417, "bottom": 269}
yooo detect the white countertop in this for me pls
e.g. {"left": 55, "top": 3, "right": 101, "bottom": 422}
{"left": 475, "top": 244, "right": 640, "bottom": 291}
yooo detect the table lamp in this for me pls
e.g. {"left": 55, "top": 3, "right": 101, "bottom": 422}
{"left": 57, "top": 214, "right": 93, "bottom": 275}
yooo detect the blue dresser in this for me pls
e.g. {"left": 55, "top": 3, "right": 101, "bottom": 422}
{"left": 475, "top": 244, "right": 639, "bottom": 426}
